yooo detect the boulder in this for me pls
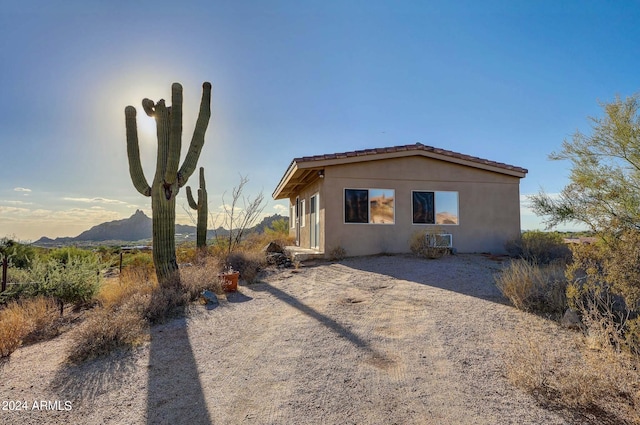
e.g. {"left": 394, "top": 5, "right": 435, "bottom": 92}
{"left": 560, "top": 308, "right": 582, "bottom": 330}
{"left": 263, "top": 241, "right": 285, "bottom": 254}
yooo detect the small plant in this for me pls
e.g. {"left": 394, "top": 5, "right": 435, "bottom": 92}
{"left": 328, "top": 246, "right": 346, "bottom": 261}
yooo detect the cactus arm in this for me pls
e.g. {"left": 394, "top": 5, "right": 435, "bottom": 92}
{"left": 125, "top": 106, "right": 152, "bottom": 197}
{"left": 199, "top": 166, "right": 206, "bottom": 189}
{"left": 153, "top": 100, "right": 170, "bottom": 188}
{"left": 186, "top": 186, "right": 198, "bottom": 209}
{"left": 142, "top": 98, "right": 155, "bottom": 117}
{"left": 165, "top": 83, "right": 183, "bottom": 185}
{"left": 178, "top": 82, "right": 212, "bottom": 187}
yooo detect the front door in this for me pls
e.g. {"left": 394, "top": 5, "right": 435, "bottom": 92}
{"left": 310, "top": 193, "right": 319, "bottom": 249}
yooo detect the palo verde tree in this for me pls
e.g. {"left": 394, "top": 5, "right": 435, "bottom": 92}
{"left": 530, "top": 94, "right": 640, "bottom": 324}
{"left": 186, "top": 166, "right": 208, "bottom": 250}
{"left": 530, "top": 94, "right": 640, "bottom": 235}
{"left": 125, "top": 82, "right": 212, "bottom": 285}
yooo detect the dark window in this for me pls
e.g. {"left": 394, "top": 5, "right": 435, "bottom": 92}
{"left": 412, "top": 191, "right": 435, "bottom": 224}
{"left": 345, "top": 189, "right": 369, "bottom": 223}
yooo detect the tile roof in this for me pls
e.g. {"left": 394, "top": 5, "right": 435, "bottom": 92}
{"left": 293, "top": 143, "right": 528, "bottom": 174}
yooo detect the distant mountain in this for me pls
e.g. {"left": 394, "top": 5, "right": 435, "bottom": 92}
{"left": 251, "top": 214, "right": 289, "bottom": 234}
{"left": 75, "top": 209, "right": 151, "bottom": 241}
{"left": 33, "top": 210, "right": 289, "bottom": 247}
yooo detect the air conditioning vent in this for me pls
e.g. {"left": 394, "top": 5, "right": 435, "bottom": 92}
{"left": 426, "top": 233, "right": 453, "bottom": 248}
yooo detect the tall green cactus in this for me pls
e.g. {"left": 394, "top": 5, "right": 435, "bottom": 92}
{"left": 186, "top": 167, "right": 208, "bottom": 249}
{"left": 125, "top": 82, "right": 212, "bottom": 285}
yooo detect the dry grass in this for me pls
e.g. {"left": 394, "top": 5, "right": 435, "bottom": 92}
{"left": 504, "top": 330, "right": 640, "bottom": 424}
{"left": 0, "top": 296, "right": 59, "bottom": 357}
{"left": 68, "top": 260, "right": 224, "bottom": 362}
{"left": 180, "top": 257, "right": 223, "bottom": 296}
{"left": 495, "top": 259, "right": 567, "bottom": 315}
{"left": 224, "top": 250, "right": 265, "bottom": 283}
{"left": 97, "top": 267, "right": 157, "bottom": 310}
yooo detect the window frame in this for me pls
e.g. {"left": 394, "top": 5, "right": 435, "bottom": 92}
{"left": 411, "top": 190, "right": 459, "bottom": 226}
{"left": 344, "top": 188, "right": 395, "bottom": 225}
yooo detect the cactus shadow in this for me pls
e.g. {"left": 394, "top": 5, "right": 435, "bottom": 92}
{"left": 146, "top": 314, "right": 212, "bottom": 424}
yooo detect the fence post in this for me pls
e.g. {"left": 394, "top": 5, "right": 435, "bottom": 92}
{"left": 2, "top": 256, "right": 7, "bottom": 292}
{"left": 119, "top": 251, "right": 123, "bottom": 273}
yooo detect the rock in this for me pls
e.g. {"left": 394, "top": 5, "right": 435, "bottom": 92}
{"left": 201, "top": 290, "right": 219, "bottom": 306}
{"left": 263, "top": 241, "right": 285, "bottom": 254}
{"left": 266, "top": 252, "right": 293, "bottom": 268}
{"left": 560, "top": 308, "right": 582, "bottom": 330}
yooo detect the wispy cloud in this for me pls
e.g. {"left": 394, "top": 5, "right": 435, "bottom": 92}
{"left": 63, "top": 197, "right": 126, "bottom": 205}
{"left": 273, "top": 204, "right": 288, "bottom": 214}
{"left": 0, "top": 206, "right": 30, "bottom": 214}
{"left": 14, "top": 187, "right": 31, "bottom": 194}
{"left": 1, "top": 200, "right": 33, "bottom": 205}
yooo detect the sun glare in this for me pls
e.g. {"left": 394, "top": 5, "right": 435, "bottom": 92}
{"left": 137, "top": 114, "right": 157, "bottom": 140}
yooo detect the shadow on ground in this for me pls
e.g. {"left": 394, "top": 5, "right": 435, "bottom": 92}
{"left": 252, "top": 282, "right": 392, "bottom": 366}
{"left": 146, "top": 314, "right": 211, "bottom": 424}
{"left": 339, "top": 253, "right": 509, "bottom": 305}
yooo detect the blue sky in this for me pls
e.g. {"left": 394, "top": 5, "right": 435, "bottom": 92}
{"left": 1, "top": 0, "right": 639, "bottom": 240}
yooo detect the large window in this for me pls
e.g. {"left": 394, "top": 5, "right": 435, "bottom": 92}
{"left": 412, "top": 191, "right": 458, "bottom": 225}
{"left": 345, "top": 189, "right": 395, "bottom": 224}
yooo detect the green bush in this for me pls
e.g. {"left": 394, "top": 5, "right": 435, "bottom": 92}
{"left": 1, "top": 256, "right": 101, "bottom": 309}
{"left": 46, "top": 246, "right": 98, "bottom": 265}
{"left": 505, "top": 231, "right": 571, "bottom": 264}
{"left": 0, "top": 238, "right": 37, "bottom": 269}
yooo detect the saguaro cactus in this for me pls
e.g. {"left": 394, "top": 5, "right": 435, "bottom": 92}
{"left": 186, "top": 167, "right": 208, "bottom": 249}
{"left": 125, "top": 82, "right": 212, "bottom": 285}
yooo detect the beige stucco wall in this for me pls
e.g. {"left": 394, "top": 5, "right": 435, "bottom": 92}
{"left": 290, "top": 155, "right": 523, "bottom": 256}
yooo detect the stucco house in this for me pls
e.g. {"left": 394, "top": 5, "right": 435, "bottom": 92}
{"left": 272, "top": 143, "right": 527, "bottom": 257}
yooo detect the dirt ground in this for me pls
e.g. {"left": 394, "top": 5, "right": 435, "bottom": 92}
{"left": 0, "top": 254, "right": 577, "bottom": 424}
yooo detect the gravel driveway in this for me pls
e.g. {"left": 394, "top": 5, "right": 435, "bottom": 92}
{"left": 0, "top": 254, "right": 572, "bottom": 424}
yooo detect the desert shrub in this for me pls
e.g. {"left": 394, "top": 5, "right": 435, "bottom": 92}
{"left": 504, "top": 330, "right": 640, "bottom": 423}
{"left": 505, "top": 231, "right": 571, "bottom": 264}
{"left": 27, "top": 257, "right": 101, "bottom": 308}
{"left": 46, "top": 246, "right": 98, "bottom": 265}
{"left": 409, "top": 229, "right": 449, "bottom": 259}
{"left": 566, "top": 239, "right": 640, "bottom": 354}
{"left": 495, "top": 259, "right": 567, "bottom": 315}
{"left": 97, "top": 267, "right": 157, "bottom": 310}
{"left": 121, "top": 250, "right": 154, "bottom": 270}
{"left": 67, "top": 302, "right": 148, "bottom": 362}
{"left": 6, "top": 267, "right": 31, "bottom": 284}
{"left": 0, "top": 296, "right": 59, "bottom": 357}
{"left": 1, "top": 256, "right": 101, "bottom": 309}
{"left": 328, "top": 246, "right": 347, "bottom": 261}
{"left": 224, "top": 250, "right": 266, "bottom": 284}
{"left": 0, "top": 238, "right": 37, "bottom": 269}
{"left": 180, "top": 259, "right": 223, "bottom": 299}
